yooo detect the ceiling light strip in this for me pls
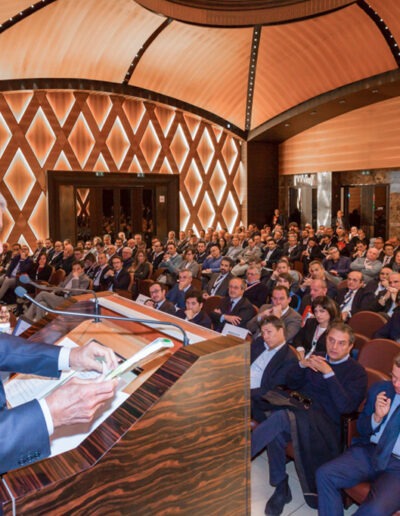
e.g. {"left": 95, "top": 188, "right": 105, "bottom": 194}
{"left": 0, "top": 0, "right": 57, "bottom": 34}
{"left": 357, "top": 0, "right": 400, "bottom": 67}
{"left": 245, "top": 26, "right": 261, "bottom": 132}
{"left": 123, "top": 18, "right": 173, "bottom": 85}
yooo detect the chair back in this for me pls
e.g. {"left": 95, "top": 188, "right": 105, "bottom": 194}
{"left": 137, "top": 279, "right": 154, "bottom": 297}
{"left": 48, "top": 268, "right": 66, "bottom": 286}
{"left": 203, "top": 296, "right": 223, "bottom": 314}
{"left": 358, "top": 338, "right": 400, "bottom": 376}
{"left": 348, "top": 311, "right": 387, "bottom": 339}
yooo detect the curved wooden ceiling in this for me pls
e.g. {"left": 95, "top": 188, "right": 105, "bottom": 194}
{"left": 0, "top": 0, "right": 398, "bottom": 140}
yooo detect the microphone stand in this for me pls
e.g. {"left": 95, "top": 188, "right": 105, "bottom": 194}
{"left": 15, "top": 286, "right": 190, "bottom": 346}
{"left": 19, "top": 274, "right": 101, "bottom": 323}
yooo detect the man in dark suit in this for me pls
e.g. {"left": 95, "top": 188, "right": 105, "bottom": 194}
{"left": 317, "top": 353, "right": 400, "bottom": 516}
{"left": 92, "top": 252, "right": 112, "bottom": 292}
{"left": 262, "top": 238, "right": 283, "bottom": 269}
{"left": 0, "top": 245, "right": 34, "bottom": 301}
{"left": 148, "top": 240, "right": 165, "bottom": 270}
{"left": 145, "top": 281, "right": 176, "bottom": 315}
{"left": 210, "top": 277, "right": 256, "bottom": 332}
{"left": 244, "top": 265, "right": 269, "bottom": 308}
{"left": 177, "top": 290, "right": 212, "bottom": 329}
{"left": 49, "top": 241, "right": 64, "bottom": 269}
{"left": 323, "top": 246, "right": 351, "bottom": 281}
{"left": 282, "top": 233, "right": 303, "bottom": 264}
{"left": 337, "top": 270, "right": 377, "bottom": 321}
{"left": 251, "top": 316, "right": 298, "bottom": 422}
{"left": 0, "top": 334, "right": 118, "bottom": 474}
{"left": 203, "top": 257, "right": 234, "bottom": 298}
{"left": 252, "top": 323, "right": 367, "bottom": 514}
{"left": 105, "top": 255, "right": 131, "bottom": 291}
{"left": 166, "top": 270, "right": 194, "bottom": 310}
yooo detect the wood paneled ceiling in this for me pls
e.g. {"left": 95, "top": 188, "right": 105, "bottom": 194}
{"left": 0, "top": 0, "right": 398, "bottom": 141}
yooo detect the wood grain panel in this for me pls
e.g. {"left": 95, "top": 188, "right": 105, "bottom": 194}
{"left": 132, "top": 22, "right": 252, "bottom": 130}
{"left": 0, "top": 0, "right": 163, "bottom": 82}
{"left": 279, "top": 97, "right": 400, "bottom": 174}
{"left": 252, "top": 4, "right": 396, "bottom": 127}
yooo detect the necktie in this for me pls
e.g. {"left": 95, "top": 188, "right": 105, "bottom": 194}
{"left": 340, "top": 289, "right": 354, "bottom": 310}
{"left": 372, "top": 404, "right": 400, "bottom": 470}
{"left": 227, "top": 300, "right": 234, "bottom": 314}
{"left": 211, "top": 274, "right": 223, "bottom": 295}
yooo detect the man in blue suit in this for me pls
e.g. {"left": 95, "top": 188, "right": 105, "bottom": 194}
{"left": 317, "top": 353, "right": 400, "bottom": 515}
{"left": 0, "top": 334, "right": 118, "bottom": 474}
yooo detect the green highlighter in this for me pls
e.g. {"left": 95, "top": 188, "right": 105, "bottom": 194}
{"left": 106, "top": 337, "right": 174, "bottom": 380}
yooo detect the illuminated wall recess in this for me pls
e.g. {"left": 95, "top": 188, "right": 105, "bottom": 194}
{"left": 0, "top": 90, "right": 246, "bottom": 247}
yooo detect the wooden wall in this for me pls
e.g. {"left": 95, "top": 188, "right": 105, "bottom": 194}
{"left": 0, "top": 90, "right": 245, "bottom": 248}
{"left": 279, "top": 96, "right": 400, "bottom": 175}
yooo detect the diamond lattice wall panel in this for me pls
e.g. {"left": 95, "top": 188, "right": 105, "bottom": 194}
{"left": 0, "top": 90, "right": 245, "bottom": 248}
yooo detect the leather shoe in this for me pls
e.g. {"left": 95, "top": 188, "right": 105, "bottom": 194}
{"left": 264, "top": 475, "right": 292, "bottom": 515}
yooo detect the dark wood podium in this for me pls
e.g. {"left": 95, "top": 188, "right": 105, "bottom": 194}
{"left": 0, "top": 294, "right": 250, "bottom": 515}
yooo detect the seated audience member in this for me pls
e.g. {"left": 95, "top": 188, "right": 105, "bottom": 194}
{"left": 104, "top": 255, "right": 131, "bottom": 291}
{"left": 0, "top": 335, "right": 118, "bottom": 474}
{"left": 298, "top": 260, "right": 337, "bottom": 299}
{"left": 29, "top": 252, "right": 53, "bottom": 284}
{"left": 49, "top": 241, "right": 64, "bottom": 269}
{"left": 177, "top": 248, "right": 200, "bottom": 278}
{"left": 301, "top": 237, "right": 324, "bottom": 275}
{"left": 391, "top": 249, "right": 400, "bottom": 273}
{"left": 31, "top": 239, "right": 46, "bottom": 262}
{"left": 374, "top": 292, "right": 400, "bottom": 341}
{"left": 282, "top": 233, "right": 303, "bottom": 264}
{"left": 275, "top": 273, "right": 301, "bottom": 311}
{"left": 0, "top": 245, "right": 33, "bottom": 302}
{"left": 201, "top": 245, "right": 223, "bottom": 277}
{"left": 264, "top": 259, "right": 301, "bottom": 296}
{"left": 195, "top": 240, "right": 208, "bottom": 265}
{"left": 373, "top": 272, "right": 400, "bottom": 316}
{"left": 0, "top": 242, "right": 12, "bottom": 275}
{"left": 293, "top": 296, "right": 340, "bottom": 357}
{"left": 58, "top": 243, "right": 75, "bottom": 275}
{"left": 159, "top": 243, "right": 184, "bottom": 285}
{"left": 121, "top": 246, "right": 134, "bottom": 269}
{"left": 243, "top": 265, "right": 269, "bottom": 308}
{"left": 337, "top": 270, "right": 377, "bottom": 321}
{"left": 252, "top": 323, "right": 367, "bottom": 513}
{"left": 316, "top": 353, "right": 400, "bottom": 516}
{"left": 232, "top": 238, "right": 262, "bottom": 277}
{"left": 251, "top": 316, "right": 298, "bottom": 423}
{"left": 351, "top": 240, "right": 368, "bottom": 261}
{"left": 350, "top": 246, "right": 383, "bottom": 283}
{"left": 372, "top": 236, "right": 385, "bottom": 261}
{"left": 248, "top": 285, "right": 302, "bottom": 342}
{"left": 262, "top": 238, "right": 283, "bottom": 270}
{"left": 148, "top": 240, "right": 165, "bottom": 269}
{"left": 25, "top": 261, "right": 90, "bottom": 321}
{"left": 382, "top": 241, "right": 395, "bottom": 267}
{"left": 166, "top": 270, "right": 194, "bottom": 310}
{"left": 210, "top": 277, "right": 256, "bottom": 332}
{"left": 176, "top": 290, "right": 212, "bottom": 329}
{"left": 145, "top": 282, "right": 176, "bottom": 315}
{"left": 131, "top": 250, "right": 151, "bottom": 281}
{"left": 225, "top": 235, "right": 243, "bottom": 263}
{"left": 323, "top": 246, "right": 351, "bottom": 281}
{"left": 363, "top": 266, "right": 392, "bottom": 304}
{"left": 203, "top": 257, "right": 234, "bottom": 298}
{"left": 92, "top": 252, "right": 112, "bottom": 292}
{"left": 83, "top": 252, "right": 97, "bottom": 279}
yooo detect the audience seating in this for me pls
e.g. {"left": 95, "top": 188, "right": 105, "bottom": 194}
{"left": 348, "top": 311, "right": 387, "bottom": 339}
{"left": 358, "top": 338, "right": 400, "bottom": 376}
{"left": 48, "top": 268, "right": 66, "bottom": 286}
{"left": 137, "top": 279, "right": 154, "bottom": 297}
{"left": 203, "top": 295, "right": 222, "bottom": 315}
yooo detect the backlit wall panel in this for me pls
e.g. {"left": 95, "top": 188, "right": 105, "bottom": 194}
{"left": 0, "top": 90, "right": 245, "bottom": 247}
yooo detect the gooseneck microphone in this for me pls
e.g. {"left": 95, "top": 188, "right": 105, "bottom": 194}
{"left": 15, "top": 286, "right": 190, "bottom": 346}
{"left": 19, "top": 274, "right": 101, "bottom": 323}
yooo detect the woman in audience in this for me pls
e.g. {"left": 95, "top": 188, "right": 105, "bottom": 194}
{"left": 131, "top": 250, "right": 151, "bottom": 281}
{"left": 31, "top": 252, "right": 53, "bottom": 283}
{"left": 390, "top": 249, "right": 400, "bottom": 273}
{"left": 218, "top": 237, "right": 228, "bottom": 255}
{"left": 293, "top": 295, "right": 340, "bottom": 357}
{"left": 178, "top": 248, "right": 200, "bottom": 278}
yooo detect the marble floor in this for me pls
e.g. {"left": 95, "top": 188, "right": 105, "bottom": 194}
{"left": 251, "top": 451, "right": 358, "bottom": 515}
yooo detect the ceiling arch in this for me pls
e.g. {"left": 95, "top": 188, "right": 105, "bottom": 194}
{"left": 0, "top": 0, "right": 397, "bottom": 140}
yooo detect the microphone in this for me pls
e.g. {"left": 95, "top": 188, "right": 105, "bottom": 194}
{"left": 19, "top": 274, "right": 101, "bottom": 323}
{"left": 15, "top": 286, "right": 190, "bottom": 346}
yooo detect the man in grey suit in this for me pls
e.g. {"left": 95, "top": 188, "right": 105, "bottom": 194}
{"left": 25, "top": 261, "right": 90, "bottom": 322}
{"left": 247, "top": 285, "right": 302, "bottom": 342}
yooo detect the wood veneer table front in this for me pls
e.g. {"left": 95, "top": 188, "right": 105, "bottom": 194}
{"left": 1, "top": 294, "right": 250, "bottom": 515}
